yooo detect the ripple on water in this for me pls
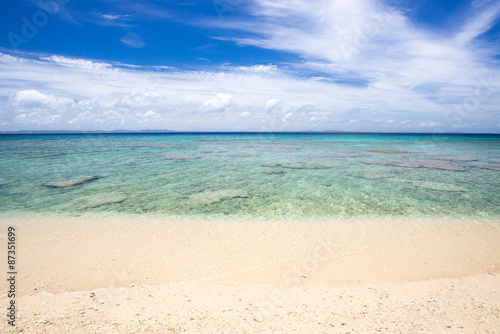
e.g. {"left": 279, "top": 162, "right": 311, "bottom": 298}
{"left": 201, "top": 150, "right": 228, "bottom": 154}
{"left": 163, "top": 154, "right": 201, "bottom": 161}
{"left": 369, "top": 150, "right": 410, "bottom": 153}
{"left": 355, "top": 171, "right": 393, "bottom": 180}
{"left": 262, "top": 147, "right": 301, "bottom": 152}
{"left": 310, "top": 153, "right": 360, "bottom": 158}
{"left": 261, "top": 162, "right": 331, "bottom": 169}
{"left": 77, "top": 194, "right": 128, "bottom": 209}
{"left": 230, "top": 153, "right": 255, "bottom": 157}
{"left": 26, "top": 153, "right": 66, "bottom": 158}
{"left": 410, "top": 180, "right": 470, "bottom": 192}
{"left": 186, "top": 189, "right": 250, "bottom": 206}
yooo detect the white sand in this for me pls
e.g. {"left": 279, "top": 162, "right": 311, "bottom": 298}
{"left": 1, "top": 216, "right": 499, "bottom": 333}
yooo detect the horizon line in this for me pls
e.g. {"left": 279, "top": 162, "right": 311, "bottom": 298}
{"left": 1, "top": 130, "right": 500, "bottom": 136}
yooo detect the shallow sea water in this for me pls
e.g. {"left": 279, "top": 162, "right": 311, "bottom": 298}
{"left": 0, "top": 133, "right": 499, "bottom": 221}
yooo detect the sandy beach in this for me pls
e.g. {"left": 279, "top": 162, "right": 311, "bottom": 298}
{"left": 2, "top": 0, "right": 500, "bottom": 331}
{"left": 1, "top": 216, "right": 500, "bottom": 333}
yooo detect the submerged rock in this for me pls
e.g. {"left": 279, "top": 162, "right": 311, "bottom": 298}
{"left": 474, "top": 164, "right": 500, "bottom": 171}
{"left": 187, "top": 189, "right": 249, "bottom": 205}
{"left": 438, "top": 157, "right": 478, "bottom": 162}
{"left": 231, "top": 153, "right": 255, "bottom": 157}
{"left": 361, "top": 160, "right": 466, "bottom": 171}
{"left": 410, "top": 161, "right": 467, "bottom": 171}
{"left": 369, "top": 150, "right": 410, "bottom": 153}
{"left": 411, "top": 180, "right": 470, "bottom": 192}
{"left": 261, "top": 163, "right": 282, "bottom": 167}
{"left": 163, "top": 154, "right": 201, "bottom": 161}
{"left": 130, "top": 144, "right": 175, "bottom": 148}
{"left": 280, "top": 163, "right": 331, "bottom": 169}
{"left": 44, "top": 176, "right": 99, "bottom": 188}
{"left": 27, "top": 153, "right": 65, "bottom": 158}
{"left": 312, "top": 153, "right": 360, "bottom": 158}
{"left": 264, "top": 170, "right": 285, "bottom": 175}
{"left": 0, "top": 179, "right": 17, "bottom": 186}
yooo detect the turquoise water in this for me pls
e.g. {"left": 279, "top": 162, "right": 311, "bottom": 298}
{"left": 0, "top": 133, "right": 499, "bottom": 220}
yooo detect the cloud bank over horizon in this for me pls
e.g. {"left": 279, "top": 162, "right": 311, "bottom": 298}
{"left": 0, "top": 0, "right": 499, "bottom": 132}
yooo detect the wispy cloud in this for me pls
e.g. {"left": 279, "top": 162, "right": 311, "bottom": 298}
{"left": 120, "top": 32, "right": 148, "bottom": 48}
{"left": 40, "top": 55, "right": 117, "bottom": 73}
{"left": 92, "top": 12, "right": 134, "bottom": 27}
{"left": 207, "top": 0, "right": 499, "bottom": 89}
{"left": 455, "top": 0, "right": 500, "bottom": 45}
{"left": 98, "top": 13, "right": 132, "bottom": 21}
{"left": 99, "top": 0, "right": 174, "bottom": 20}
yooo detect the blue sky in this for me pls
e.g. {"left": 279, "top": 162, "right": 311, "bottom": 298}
{"left": 1, "top": 0, "right": 499, "bottom": 132}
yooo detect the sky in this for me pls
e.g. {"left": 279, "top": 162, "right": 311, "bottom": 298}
{"left": 0, "top": 0, "right": 499, "bottom": 132}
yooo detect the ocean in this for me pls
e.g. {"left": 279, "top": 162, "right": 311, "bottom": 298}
{"left": 1, "top": 133, "right": 499, "bottom": 221}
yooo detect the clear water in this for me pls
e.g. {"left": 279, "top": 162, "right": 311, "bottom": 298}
{"left": 0, "top": 133, "right": 499, "bottom": 221}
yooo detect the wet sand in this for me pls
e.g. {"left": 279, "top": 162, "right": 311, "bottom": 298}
{"left": 1, "top": 216, "right": 499, "bottom": 332}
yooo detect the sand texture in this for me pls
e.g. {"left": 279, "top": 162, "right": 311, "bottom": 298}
{"left": 1, "top": 216, "right": 499, "bottom": 333}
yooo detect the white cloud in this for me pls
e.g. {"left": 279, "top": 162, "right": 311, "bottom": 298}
{"left": 0, "top": 53, "right": 25, "bottom": 64}
{"left": 136, "top": 110, "right": 161, "bottom": 125}
{"left": 142, "top": 110, "right": 159, "bottom": 118}
{"left": 15, "top": 90, "right": 51, "bottom": 107}
{"left": 202, "top": 93, "right": 235, "bottom": 112}
{"left": 419, "top": 121, "right": 441, "bottom": 127}
{"left": 233, "top": 64, "right": 278, "bottom": 73}
{"left": 264, "top": 99, "right": 283, "bottom": 113}
{"left": 40, "top": 55, "right": 116, "bottom": 73}
{"left": 14, "top": 89, "right": 73, "bottom": 106}
{"left": 152, "top": 65, "right": 178, "bottom": 71}
{"left": 9, "top": 90, "right": 73, "bottom": 126}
